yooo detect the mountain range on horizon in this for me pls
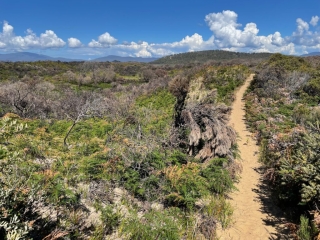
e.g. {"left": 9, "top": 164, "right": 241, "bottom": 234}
{"left": 0, "top": 52, "right": 83, "bottom": 62}
{"left": 300, "top": 52, "right": 320, "bottom": 57}
{"left": 91, "top": 55, "right": 158, "bottom": 63}
{"left": 0, "top": 52, "right": 158, "bottom": 63}
{"left": 0, "top": 51, "right": 319, "bottom": 63}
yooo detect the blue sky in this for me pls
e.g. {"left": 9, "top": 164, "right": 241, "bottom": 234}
{"left": 0, "top": 0, "right": 319, "bottom": 59}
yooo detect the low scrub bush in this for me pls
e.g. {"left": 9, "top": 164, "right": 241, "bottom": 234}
{"left": 120, "top": 210, "right": 181, "bottom": 240}
{"left": 245, "top": 54, "right": 320, "bottom": 235}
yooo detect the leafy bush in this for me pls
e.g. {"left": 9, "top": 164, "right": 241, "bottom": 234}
{"left": 201, "top": 158, "right": 234, "bottom": 194}
{"left": 245, "top": 54, "right": 320, "bottom": 234}
{"left": 94, "top": 204, "right": 120, "bottom": 235}
{"left": 164, "top": 162, "right": 207, "bottom": 209}
{"left": 0, "top": 118, "right": 39, "bottom": 238}
{"left": 120, "top": 210, "right": 181, "bottom": 240}
{"left": 202, "top": 196, "right": 234, "bottom": 229}
{"left": 0, "top": 61, "right": 247, "bottom": 238}
{"left": 297, "top": 215, "right": 313, "bottom": 240}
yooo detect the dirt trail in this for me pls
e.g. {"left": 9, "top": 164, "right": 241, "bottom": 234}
{"left": 216, "top": 74, "right": 283, "bottom": 240}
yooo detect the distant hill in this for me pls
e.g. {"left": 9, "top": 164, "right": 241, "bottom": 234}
{"left": 0, "top": 51, "right": 273, "bottom": 64}
{"left": 91, "top": 55, "right": 158, "bottom": 62}
{"left": 301, "top": 52, "right": 320, "bottom": 57}
{"left": 0, "top": 52, "right": 157, "bottom": 63}
{"left": 152, "top": 50, "right": 273, "bottom": 64}
{"left": 0, "top": 52, "right": 83, "bottom": 62}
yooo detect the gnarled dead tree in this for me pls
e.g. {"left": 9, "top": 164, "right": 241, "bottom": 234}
{"left": 182, "top": 104, "right": 236, "bottom": 161}
{"left": 170, "top": 75, "right": 237, "bottom": 161}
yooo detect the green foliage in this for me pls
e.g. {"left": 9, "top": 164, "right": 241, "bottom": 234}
{"left": 297, "top": 215, "right": 312, "bottom": 240}
{"left": 118, "top": 150, "right": 189, "bottom": 201}
{"left": 0, "top": 210, "right": 30, "bottom": 240}
{"left": 79, "top": 156, "right": 107, "bottom": 180}
{"left": 0, "top": 118, "right": 38, "bottom": 238}
{"left": 163, "top": 162, "right": 208, "bottom": 209}
{"left": 0, "top": 61, "right": 245, "bottom": 238}
{"left": 70, "top": 119, "right": 113, "bottom": 140}
{"left": 0, "top": 117, "right": 26, "bottom": 144}
{"left": 163, "top": 158, "right": 235, "bottom": 210}
{"left": 278, "top": 104, "right": 296, "bottom": 117}
{"left": 203, "top": 196, "right": 234, "bottom": 229}
{"left": 95, "top": 203, "right": 120, "bottom": 235}
{"left": 266, "top": 53, "right": 311, "bottom": 72}
{"left": 135, "top": 90, "right": 175, "bottom": 135}
{"left": 47, "top": 120, "right": 72, "bottom": 135}
{"left": 292, "top": 104, "right": 311, "bottom": 124}
{"left": 136, "top": 89, "right": 175, "bottom": 110}
{"left": 46, "top": 181, "right": 78, "bottom": 206}
{"left": 120, "top": 210, "right": 181, "bottom": 240}
{"left": 0, "top": 61, "right": 78, "bottom": 81}
{"left": 153, "top": 50, "right": 272, "bottom": 65}
{"left": 303, "top": 77, "right": 320, "bottom": 101}
{"left": 278, "top": 121, "right": 320, "bottom": 205}
{"left": 168, "top": 150, "right": 188, "bottom": 165}
{"left": 203, "top": 65, "right": 250, "bottom": 104}
{"left": 201, "top": 158, "right": 234, "bottom": 194}
{"left": 245, "top": 54, "right": 320, "bottom": 230}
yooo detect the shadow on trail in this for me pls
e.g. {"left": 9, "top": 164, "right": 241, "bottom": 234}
{"left": 252, "top": 166, "right": 293, "bottom": 240}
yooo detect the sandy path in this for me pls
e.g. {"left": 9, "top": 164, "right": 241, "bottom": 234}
{"left": 216, "top": 74, "right": 280, "bottom": 240}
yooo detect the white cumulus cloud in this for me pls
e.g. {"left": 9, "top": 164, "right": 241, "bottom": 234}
{"left": 0, "top": 21, "right": 65, "bottom": 50}
{"left": 88, "top": 32, "right": 117, "bottom": 47}
{"left": 290, "top": 17, "right": 320, "bottom": 47}
{"left": 98, "top": 32, "right": 117, "bottom": 45}
{"left": 39, "top": 30, "right": 65, "bottom": 48}
{"left": 68, "top": 37, "right": 82, "bottom": 48}
{"left": 310, "top": 16, "right": 319, "bottom": 26}
{"left": 136, "top": 48, "right": 152, "bottom": 57}
{"left": 116, "top": 41, "right": 153, "bottom": 57}
{"left": 178, "top": 33, "right": 205, "bottom": 50}
{"left": 203, "top": 10, "right": 289, "bottom": 53}
{"left": 294, "top": 18, "right": 310, "bottom": 36}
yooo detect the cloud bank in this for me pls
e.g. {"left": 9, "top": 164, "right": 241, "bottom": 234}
{"left": 0, "top": 21, "right": 65, "bottom": 50}
{"left": 1, "top": 10, "right": 320, "bottom": 57}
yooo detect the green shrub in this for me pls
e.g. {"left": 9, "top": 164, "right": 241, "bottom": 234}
{"left": 94, "top": 203, "right": 120, "bottom": 235}
{"left": 304, "top": 77, "right": 320, "bottom": 96}
{"left": 163, "top": 163, "right": 208, "bottom": 209}
{"left": 293, "top": 104, "right": 311, "bottom": 124}
{"left": 203, "top": 196, "right": 234, "bottom": 229}
{"left": 297, "top": 215, "right": 312, "bottom": 240}
{"left": 136, "top": 90, "right": 175, "bottom": 111}
{"left": 80, "top": 157, "right": 107, "bottom": 180}
{"left": 0, "top": 117, "right": 42, "bottom": 238}
{"left": 120, "top": 210, "right": 181, "bottom": 240}
{"left": 201, "top": 158, "right": 234, "bottom": 194}
{"left": 245, "top": 54, "right": 320, "bottom": 232}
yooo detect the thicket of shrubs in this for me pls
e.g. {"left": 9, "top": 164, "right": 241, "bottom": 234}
{"left": 153, "top": 50, "right": 272, "bottom": 65}
{"left": 245, "top": 53, "right": 320, "bottom": 239}
{"left": 0, "top": 60, "right": 250, "bottom": 239}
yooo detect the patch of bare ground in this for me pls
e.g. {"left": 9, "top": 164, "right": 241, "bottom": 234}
{"left": 216, "top": 74, "right": 291, "bottom": 240}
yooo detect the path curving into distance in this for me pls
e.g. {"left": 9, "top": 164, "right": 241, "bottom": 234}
{"left": 217, "top": 74, "right": 284, "bottom": 240}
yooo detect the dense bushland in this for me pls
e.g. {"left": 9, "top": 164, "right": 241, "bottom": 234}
{"left": 0, "top": 60, "right": 250, "bottom": 239}
{"left": 152, "top": 50, "right": 272, "bottom": 65}
{"left": 245, "top": 53, "right": 320, "bottom": 239}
